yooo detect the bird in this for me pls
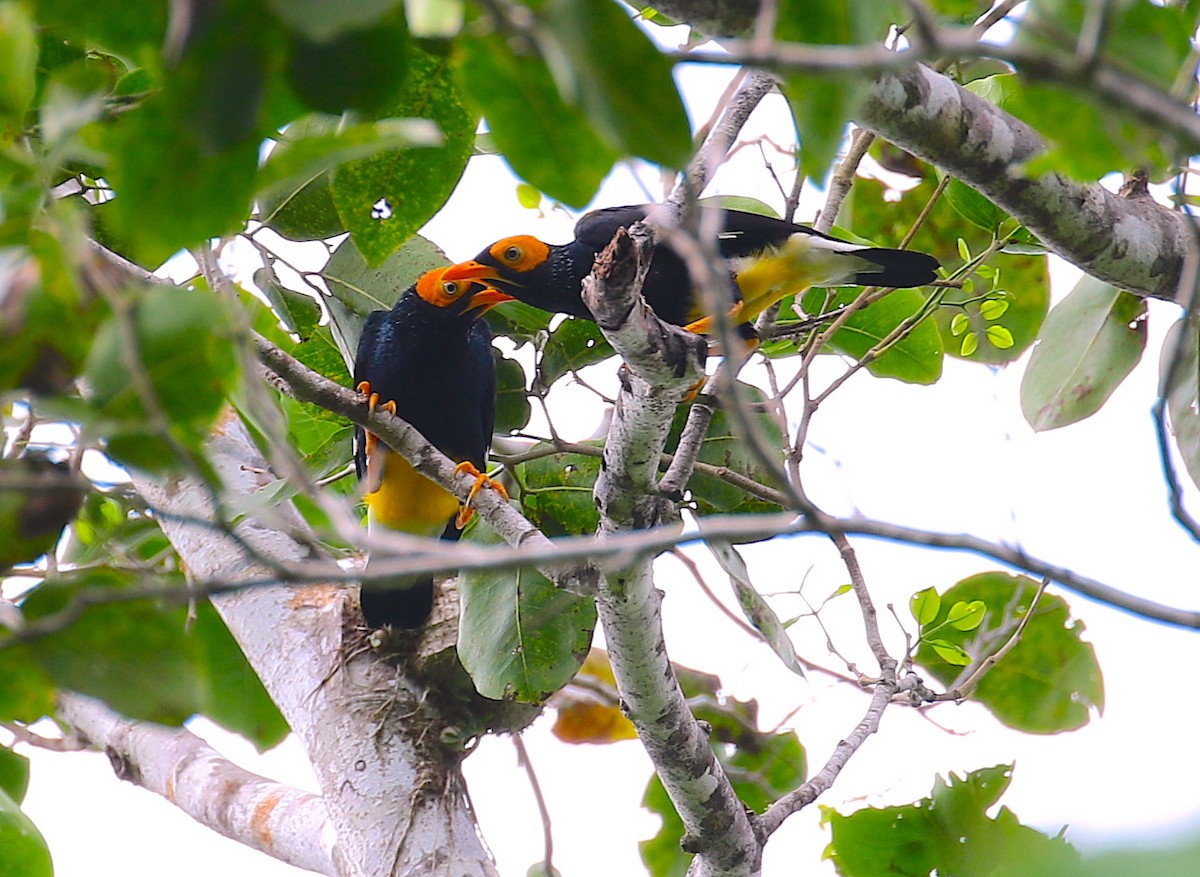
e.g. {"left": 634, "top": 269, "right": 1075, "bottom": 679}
{"left": 439, "top": 204, "right": 940, "bottom": 339}
{"left": 352, "top": 267, "right": 512, "bottom": 630}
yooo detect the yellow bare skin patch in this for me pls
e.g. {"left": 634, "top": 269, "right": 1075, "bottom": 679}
{"left": 365, "top": 449, "right": 459, "bottom": 537}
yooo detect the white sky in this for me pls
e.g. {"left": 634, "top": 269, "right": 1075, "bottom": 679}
{"left": 13, "top": 47, "right": 1200, "bottom": 877}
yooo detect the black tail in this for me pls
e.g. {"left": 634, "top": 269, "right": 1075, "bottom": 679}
{"left": 850, "top": 248, "right": 940, "bottom": 288}
{"left": 359, "top": 576, "right": 435, "bottom": 630}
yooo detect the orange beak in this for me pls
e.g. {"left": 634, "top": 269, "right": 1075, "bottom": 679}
{"left": 466, "top": 286, "right": 516, "bottom": 316}
{"left": 443, "top": 260, "right": 515, "bottom": 287}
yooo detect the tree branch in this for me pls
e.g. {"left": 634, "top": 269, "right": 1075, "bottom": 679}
{"left": 130, "top": 415, "right": 500, "bottom": 877}
{"left": 58, "top": 693, "right": 337, "bottom": 875}
{"left": 583, "top": 230, "right": 761, "bottom": 876}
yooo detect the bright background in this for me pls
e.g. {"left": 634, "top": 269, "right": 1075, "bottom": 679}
{"left": 14, "top": 52, "right": 1200, "bottom": 877}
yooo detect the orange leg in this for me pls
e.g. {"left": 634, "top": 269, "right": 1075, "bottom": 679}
{"left": 356, "top": 381, "right": 397, "bottom": 458}
{"left": 683, "top": 301, "right": 745, "bottom": 336}
{"left": 453, "top": 461, "right": 509, "bottom": 528}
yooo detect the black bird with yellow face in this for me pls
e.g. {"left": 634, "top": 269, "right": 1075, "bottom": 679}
{"left": 352, "top": 267, "right": 512, "bottom": 630}
{"left": 441, "top": 204, "right": 940, "bottom": 338}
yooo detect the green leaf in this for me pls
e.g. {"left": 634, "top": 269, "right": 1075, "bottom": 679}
{"left": 979, "top": 297, "right": 1009, "bottom": 320}
{"left": 83, "top": 282, "right": 240, "bottom": 468}
{"left": 910, "top": 587, "right": 940, "bottom": 626}
{"left": 777, "top": 0, "right": 896, "bottom": 181}
{"left": 485, "top": 299, "right": 553, "bottom": 349}
{"left": 0, "top": 642, "right": 56, "bottom": 723}
{"left": 799, "top": 287, "right": 945, "bottom": 384}
{"left": 193, "top": 601, "right": 289, "bottom": 751}
{"left": 705, "top": 538, "right": 804, "bottom": 677}
{"left": 537, "top": 318, "right": 615, "bottom": 387}
{"left": 332, "top": 46, "right": 476, "bottom": 265}
{"left": 666, "top": 383, "right": 785, "bottom": 516}
{"left": 928, "top": 638, "right": 972, "bottom": 666}
{"left": 0, "top": 2, "right": 38, "bottom": 128}
{"left": 991, "top": 65, "right": 1174, "bottom": 181}
{"left": 494, "top": 352, "right": 532, "bottom": 434}
{"left": 947, "top": 599, "right": 986, "bottom": 632}
{"left": 840, "top": 174, "right": 1049, "bottom": 366}
{"left": 914, "top": 572, "right": 1104, "bottom": 733}
{"left": 456, "top": 30, "right": 616, "bottom": 207}
{"left": 257, "top": 117, "right": 442, "bottom": 234}
{"left": 517, "top": 447, "right": 602, "bottom": 537}
{"left": 285, "top": 14, "right": 410, "bottom": 115}
{"left": 100, "top": 6, "right": 275, "bottom": 264}
{"left": 1020, "top": 276, "right": 1147, "bottom": 431}
{"left": 458, "top": 521, "right": 596, "bottom": 702}
{"left": 536, "top": 0, "right": 691, "bottom": 169}
{"left": 943, "top": 176, "right": 1006, "bottom": 231}
{"left": 1162, "top": 319, "right": 1200, "bottom": 491}
{"left": 19, "top": 569, "right": 206, "bottom": 724}
{"left": 0, "top": 237, "right": 109, "bottom": 395}
{"left": 0, "top": 786, "right": 52, "bottom": 877}
{"left": 985, "top": 324, "right": 1014, "bottom": 348}
{"left": 253, "top": 266, "right": 321, "bottom": 338}
{"left": 823, "top": 765, "right": 1080, "bottom": 877}
{"left": 266, "top": 0, "right": 402, "bottom": 41}
{"left": 0, "top": 747, "right": 30, "bottom": 804}
{"left": 641, "top": 773, "right": 689, "bottom": 877}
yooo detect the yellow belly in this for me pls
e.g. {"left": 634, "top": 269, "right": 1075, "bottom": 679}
{"left": 365, "top": 450, "right": 459, "bottom": 536}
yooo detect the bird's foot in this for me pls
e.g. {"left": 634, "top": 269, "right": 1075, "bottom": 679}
{"left": 453, "top": 461, "right": 509, "bottom": 528}
{"left": 356, "top": 382, "right": 397, "bottom": 457}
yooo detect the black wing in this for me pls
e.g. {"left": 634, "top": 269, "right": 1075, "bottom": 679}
{"left": 352, "top": 310, "right": 388, "bottom": 481}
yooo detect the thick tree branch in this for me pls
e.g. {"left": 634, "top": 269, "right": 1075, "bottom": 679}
{"left": 584, "top": 231, "right": 762, "bottom": 877}
{"left": 130, "top": 415, "right": 499, "bottom": 877}
{"left": 58, "top": 693, "right": 337, "bottom": 875}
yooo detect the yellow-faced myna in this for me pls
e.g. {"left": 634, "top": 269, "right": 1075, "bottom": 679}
{"left": 352, "top": 268, "right": 512, "bottom": 630}
{"left": 440, "top": 204, "right": 940, "bottom": 337}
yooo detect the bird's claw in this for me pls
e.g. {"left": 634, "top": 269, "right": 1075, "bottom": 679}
{"left": 453, "top": 461, "right": 509, "bottom": 528}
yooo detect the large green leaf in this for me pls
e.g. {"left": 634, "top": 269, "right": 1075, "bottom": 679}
{"left": 458, "top": 522, "right": 596, "bottom": 702}
{"left": 266, "top": 0, "right": 402, "bottom": 42}
{"left": 914, "top": 572, "right": 1104, "bottom": 733}
{"left": 799, "top": 286, "right": 945, "bottom": 384}
{"left": 0, "top": 2, "right": 37, "bottom": 129}
{"left": 823, "top": 765, "right": 1080, "bottom": 877}
{"left": 1162, "top": 319, "right": 1200, "bottom": 492}
{"left": 841, "top": 173, "right": 1049, "bottom": 365}
{"left": 285, "top": 13, "right": 410, "bottom": 114}
{"left": 332, "top": 47, "right": 476, "bottom": 265}
{"left": 99, "top": 4, "right": 277, "bottom": 264}
{"left": 493, "top": 352, "right": 532, "bottom": 434}
{"left": 516, "top": 446, "right": 602, "bottom": 537}
{"left": 193, "top": 601, "right": 289, "bottom": 751}
{"left": 0, "top": 747, "right": 29, "bottom": 805}
{"left": 1020, "top": 276, "right": 1147, "bottom": 431}
{"left": 537, "top": 318, "right": 614, "bottom": 387}
{"left": 456, "top": 29, "right": 615, "bottom": 207}
{"left": 536, "top": 0, "right": 691, "bottom": 169}
{"left": 257, "top": 116, "right": 441, "bottom": 241}
{"left": 0, "top": 786, "right": 52, "bottom": 877}
{"left": 19, "top": 569, "right": 206, "bottom": 724}
{"left": 83, "top": 281, "right": 240, "bottom": 469}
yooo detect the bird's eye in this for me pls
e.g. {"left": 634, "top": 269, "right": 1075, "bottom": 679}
{"left": 441, "top": 280, "right": 461, "bottom": 297}
{"left": 503, "top": 245, "right": 522, "bottom": 263}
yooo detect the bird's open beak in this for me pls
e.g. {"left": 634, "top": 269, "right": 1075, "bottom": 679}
{"left": 443, "top": 261, "right": 516, "bottom": 287}
{"left": 466, "top": 286, "right": 516, "bottom": 316}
